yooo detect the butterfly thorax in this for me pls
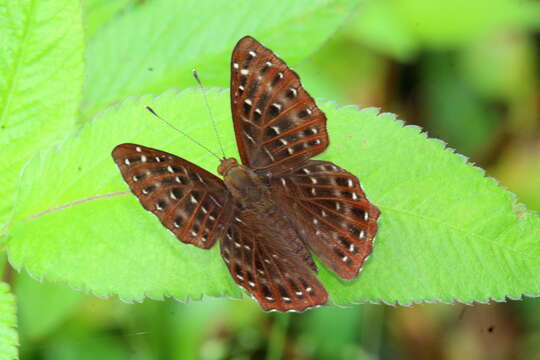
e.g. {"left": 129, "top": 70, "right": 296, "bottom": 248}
{"left": 218, "top": 157, "right": 270, "bottom": 208}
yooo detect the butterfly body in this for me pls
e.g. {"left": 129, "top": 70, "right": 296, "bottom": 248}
{"left": 219, "top": 157, "right": 320, "bottom": 273}
{"left": 112, "top": 36, "right": 380, "bottom": 312}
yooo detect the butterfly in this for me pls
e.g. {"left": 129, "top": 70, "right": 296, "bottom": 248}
{"left": 112, "top": 36, "right": 380, "bottom": 312}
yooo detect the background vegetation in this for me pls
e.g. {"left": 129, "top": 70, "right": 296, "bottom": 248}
{"left": 1, "top": 0, "right": 540, "bottom": 358}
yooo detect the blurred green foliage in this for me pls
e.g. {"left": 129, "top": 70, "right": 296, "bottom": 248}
{"left": 2, "top": 0, "right": 540, "bottom": 358}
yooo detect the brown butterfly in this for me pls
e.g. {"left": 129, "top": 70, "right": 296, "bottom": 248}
{"left": 112, "top": 36, "right": 380, "bottom": 312}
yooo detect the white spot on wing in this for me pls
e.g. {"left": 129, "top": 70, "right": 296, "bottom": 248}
{"left": 271, "top": 103, "right": 282, "bottom": 111}
{"left": 244, "top": 131, "right": 255, "bottom": 143}
{"left": 240, "top": 69, "right": 249, "bottom": 75}
{"left": 263, "top": 147, "right": 275, "bottom": 161}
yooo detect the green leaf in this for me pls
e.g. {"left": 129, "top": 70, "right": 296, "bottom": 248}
{"left": 0, "top": 282, "right": 18, "bottom": 360}
{"left": 0, "top": 0, "right": 85, "bottom": 229}
{"left": 6, "top": 89, "right": 540, "bottom": 306}
{"left": 82, "top": 0, "right": 133, "bottom": 40}
{"left": 82, "top": 0, "right": 359, "bottom": 120}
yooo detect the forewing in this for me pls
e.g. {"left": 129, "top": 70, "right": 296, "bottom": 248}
{"left": 112, "top": 144, "right": 234, "bottom": 249}
{"left": 271, "top": 160, "right": 380, "bottom": 280}
{"left": 230, "top": 36, "right": 328, "bottom": 176}
{"left": 220, "top": 212, "right": 328, "bottom": 312}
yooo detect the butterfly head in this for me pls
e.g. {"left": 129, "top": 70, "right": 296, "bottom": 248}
{"left": 217, "top": 157, "right": 239, "bottom": 177}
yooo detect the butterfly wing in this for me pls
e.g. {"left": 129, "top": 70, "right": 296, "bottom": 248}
{"left": 230, "top": 36, "right": 328, "bottom": 176}
{"left": 220, "top": 210, "right": 328, "bottom": 312}
{"left": 112, "top": 144, "right": 234, "bottom": 249}
{"left": 270, "top": 160, "right": 380, "bottom": 280}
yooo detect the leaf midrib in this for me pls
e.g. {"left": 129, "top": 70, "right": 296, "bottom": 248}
{"left": 12, "top": 184, "right": 534, "bottom": 268}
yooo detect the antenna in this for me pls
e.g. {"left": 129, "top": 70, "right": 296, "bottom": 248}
{"left": 145, "top": 106, "right": 222, "bottom": 160}
{"left": 192, "top": 69, "right": 226, "bottom": 158}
